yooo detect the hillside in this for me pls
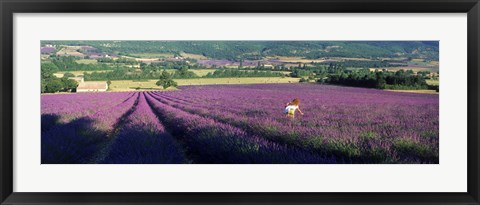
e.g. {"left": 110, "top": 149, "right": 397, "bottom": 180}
{"left": 42, "top": 41, "right": 439, "bottom": 61}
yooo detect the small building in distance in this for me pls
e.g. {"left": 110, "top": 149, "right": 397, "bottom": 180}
{"left": 76, "top": 81, "right": 108, "bottom": 92}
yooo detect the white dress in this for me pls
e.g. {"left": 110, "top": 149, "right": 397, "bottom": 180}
{"left": 284, "top": 105, "right": 298, "bottom": 114}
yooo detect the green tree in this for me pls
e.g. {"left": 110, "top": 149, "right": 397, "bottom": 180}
{"left": 63, "top": 72, "right": 75, "bottom": 78}
{"left": 174, "top": 67, "right": 198, "bottom": 79}
{"left": 61, "top": 78, "right": 78, "bottom": 91}
{"left": 41, "top": 63, "right": 60, "bottom": 93}
{"left": 41, "top": 63, "right": 58, "bottom": 79}
{"left": 375, "top": 72, "right": 386, "bottom": 89}
{"left": 156, "top": 70, "right": 178, "bottom": 89}
{"left": 41, "top": 79, "right": 47, "bottom": 93}
{"left": 44, "top": 78, "right": 64, "bottom": 93}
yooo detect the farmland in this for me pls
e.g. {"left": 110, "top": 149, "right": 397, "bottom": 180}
{"left": 42, "top": 84, "right": 438, "bottom": 164}
{"left": 426, "top": 79, "right": 440, "bottom": 86}
{"left": 128, "top": 53, "right": 175, "bottom": 58}
{"left": 53, "top": 69, "right": 218, "bottom": 78}
{"left": 41, "top": 41, "right": 440, "bottom": 164}
{"left": 75, "top": 59, "right": 98, "bottom": 64}
{"left": 53, "top": 70, "right": 112, "bottom": 78}
{"left": 41, "top": 41, "right": 440, "bottom": 94}
{"left": 108, "top": 77, "right": 300, "bottom": 91}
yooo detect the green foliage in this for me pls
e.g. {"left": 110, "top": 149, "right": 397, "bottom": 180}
{"left": 290, "top": 69, "right": 314, "bottom": 78}
{"left": 327, "top": 69, "right": 429, "bottom": 90}
{"left": 156, "top": 71, "right": 178, "bottom": 89}
{"left": 96, "top": 57, "right": 114, "bottom": 63}
{"left": 41, "top": 41, "right": 439, "bottom": 87}
{"left": 420, "top": 131, "right": 437, "bottom": 139}
{"left": 61, "top": 78, "right": 78, "bottom": 91}
{"left": 205, "top": 69, "right": 283, "bottom": 78}
{"left": 41, "top": 62, "right": 78, "bottom": 93}
{"left": 41, "top": 77, "right": 78, "bottom": 93}
{"left": 42, "top": 41, "right": 439, "bottom": 61}
{"left": 141, "top": 61, "right": 198, "bottom": 70}
{"left": 44, "top": 78, "right": 63, "bottom": 93}
{"left": 363, "top": 147, "right": 389, "bottom": 163}
{"left": 174, "top": 67, "right": 198, "bottom": 79}
{"left": 393, "top": 139, "right": 438, "bottom": 162}
{"left": 322, "top": 140, "right": 361, "bottom": 160}
{"left": 98, "top": 57, "right": 137, "bottom": 64}
{"left": 417, "top": 71, "right": 431, "bottom": 78}
{"left": 50, "top": 56, "right": 111, "bottom": 71}
{"left": 41, "top": 62, "right": 59, "bottom": 78}
{"left": 63, "top": 72, "right": 75, "bottom": 78}
{"left": 304, "top": 136, "right": 325, "bottom": 149}
{"left": 299, "top": 77, "right": 308, "bottom": 83}
{"left": 318, "top": 60, "right": 400, "bottom": 68}
{"left": 83, "top": 66, "right": 200, "bottom": 81}
{"left": 360, "top": 131, "right": 379, "bottom": 141}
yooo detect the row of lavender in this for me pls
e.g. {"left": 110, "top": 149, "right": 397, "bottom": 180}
{"left": 41, "top": 84, "right": 439, "bottom": 164}
{"left": 144, "top": 92, "right": 333, "bottom": 163}
{"left": 151, "top": 84, "right": 439, "bottom": 163}
{"left": 42, "top": 92, "right": 187, "bottom": 164}
{"left": 42, "top": 92, "right": 139, "bottom": 163}
{"left": 42, "top": 90, "right": 332, "bottom": 164}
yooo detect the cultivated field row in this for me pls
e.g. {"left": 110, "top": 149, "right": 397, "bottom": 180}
{"left": 42, "top": 84, "right": 439, "bottom": 164}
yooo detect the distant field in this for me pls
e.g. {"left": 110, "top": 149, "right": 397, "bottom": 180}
{"left": 411, "top": 58, "right": 425, "bottom": 62}
{"left": 175, "top": 77, "right": 300, "bottom": 85}
{"left": 55, "top": 69, "right": 277, "bottom": 79}
{"left": 426, "top": 79, "right": 439, "bottom": 86}
{"left": 278, "top": 71, "right": 292, "bottom": 75}
{"left": 407, "top": 60, "right": 434, "bottom": 67}
{"left": 108, "top": 77, "right": 300, "bottom": 91}
{"left": 386, "top": 89, "right": 438, "bottom": 94}
{"left": 76, "top": 59, "right": 98, "bottom": 64}
{"left": 268, "top": 56, "right": 373, "bottom": 63}
{"left": 109, "top": 80, "right": 176, "bottom": 91}
{"left": 336, "top": 57, "right": 373, "bottom": 61}
{"left": 381, "top": 66, "right": 439, "bottom": 72}
{"left": 133, "top": 58, "right": 161, "bottom": 62}
{"left": 56, "top": 46, "right": 84, "bottom": 57}
{"left": 164, "top": 69, "right": 287, "bottom": 77}
{"left": 180, "top": 52, "right": 208, "bottom": 60}
{"left": 190, "top": 69, "right": 217, "bottom": 76}
{"left": 159, "top": 69, "right": 217, "bottom": 77}
{"left": 129, "top": 53, "right": 174, "bottom": 58}
{"left": 270, "top": 56, "right": 327, "bottom": 63}
{"left": 379, "top": 57, "right": 409, "bottom": 61}
{"left": 53, "top": 70, "right": 112, "bottom": 78}
{"left": 410, "top": 60, "right": 439, "bottom": 66}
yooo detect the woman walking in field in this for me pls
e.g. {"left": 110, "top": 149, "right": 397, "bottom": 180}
{"left": 284, "top": 98, "right": 304, "bottom": 119}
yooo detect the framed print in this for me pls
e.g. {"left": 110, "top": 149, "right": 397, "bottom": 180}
{"left": 1, "top": 0, "right": 479, "bottom": 204}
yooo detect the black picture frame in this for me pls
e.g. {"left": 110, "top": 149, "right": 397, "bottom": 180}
{"left": 1, "top": 0, "right": 479, "bottom": 204}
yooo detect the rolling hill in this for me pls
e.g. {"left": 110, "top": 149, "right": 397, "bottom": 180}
{"left": 42, "top": 41, "right": 439, "bottom": 61}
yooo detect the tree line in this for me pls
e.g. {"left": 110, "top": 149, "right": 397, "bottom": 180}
{"left": 41, "top": 62, "right": 78, "bottom": 93}
{"left": 42, "top": 41, "right": 439, "bottom": 61}
{"left": 47, "top": 56, "right": 112, "bottom": 71}
{"left": 203, "top": 69, "right": 283, "bottom": 78}
{"left": 83, "top": 66, "right": 284, "bottom": 81}
{"left": 325, "top": 69, "right": 436, "bottom": 90}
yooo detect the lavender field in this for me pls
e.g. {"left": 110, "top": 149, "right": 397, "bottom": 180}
{"left": 41, "top": 84, "right": 439, "bottom": 164}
